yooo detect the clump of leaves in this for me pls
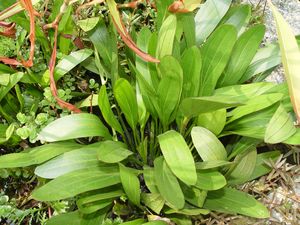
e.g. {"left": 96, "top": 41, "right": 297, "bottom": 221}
{"left": 0, "top": 0, "right": 300, "bottom": 224}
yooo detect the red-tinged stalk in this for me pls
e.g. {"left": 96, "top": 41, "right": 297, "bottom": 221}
{"left": 111, "top": 16, "right": 160, "bottom": 63}
{"left": 45, "top": 0, "right": 81, "bottom": 113}
{"left": 0, "top": 0, "right": 36, "bottom": 67}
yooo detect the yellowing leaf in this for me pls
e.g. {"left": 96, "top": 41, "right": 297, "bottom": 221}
{"left": 268, "top": 0, "right": 300, "bottom": 124}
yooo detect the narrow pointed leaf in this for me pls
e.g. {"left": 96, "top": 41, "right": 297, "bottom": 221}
{"left": 98, "top": 85, "right": 123, "bottom": 135}
{"left": 0, "top": 72, "right": 23, "bottom": 102}
{"left": 158, "top": 130, "right": 197, "bottom": 185}
{"left": 54, "top": 49, "right": 93, "bottom": 81}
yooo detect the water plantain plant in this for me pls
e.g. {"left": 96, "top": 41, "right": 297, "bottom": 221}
{"left": 0, "top": 0, "right": 300, "bottom": 224}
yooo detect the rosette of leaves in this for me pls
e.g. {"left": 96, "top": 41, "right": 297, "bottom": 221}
{"left": 0, "top": 0, "right": 300, "bottom": 224}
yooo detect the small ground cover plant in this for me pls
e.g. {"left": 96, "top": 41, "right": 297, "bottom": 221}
{"left": 0, "top": 0, "right": 299, "bottom": 224}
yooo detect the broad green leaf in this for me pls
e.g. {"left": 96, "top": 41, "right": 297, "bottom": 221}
{"left": 248, "top": 151, "right": 281, "bottom": 181}
{"left": 119, "top": 164, "right": 141, "bottom": 206}
{"left": 54, "top": 49, "right": 93, "bottom": 81}
{"left": 46, "top": 211, "right": 81, "bottom": 225}
{"left": 156, "top": 14, "right": 177, "bottom": 59}
{"left": 77, "top": 17, "right": 100, "bottom": 32}
{"left": 114, "top": 78, "right": 138, "bottom": 129}
{"left": 181, "top": 46, "right": 202, "bottom": 98}
{"left": 158, "top": 130, "right": 197, "bottom": 185}
{"left": 284, "top": 128, "right": 300, "bottom": 145}
{"left": 77, "top": 188, "right": 123, "bottom": 214}
{"left": 165, "top": 207, "right": 209, "bottom": 216}
{"left": 0, "top": 74, "right": 10, "bottom": 86}
{"left": 77, "top": 196, "right": 112, "bottom": 214}
{"left": 196, "top": 160, "right": 232, "bottom": 170}
{"left": 223, "top": 105, "right": 277, "bottom": 139}
{"left": 143, "top": 221, "right": 168, "bottom": 225}
{"left": 121, "top": 219, "right": 145, "bottom": 225}
{"left": 155, "top": 0, "right": 173, "bottom": 29}
{"left": 268, "top": 0, "right": 300, "bottom": 124}
{"left": 228, "top": 137, "right": 260, "bottom": 160}
{"left": 221, "top": 5, "right": 251, "bottom": 33}
{"left": 135, "top": 28, "right": 152, "bottom": 127}
{"left": 154, "top": 157, "right": 185, "bottom": 209}
{"left": 181, "top": 14, "right": 196, "bottom": 48}
{"left": 157, "top": 56, "right": 183, "bottom": 126}
{"left": 0, "top": 72, "right": 23, "bottom": 102}
{"left": 0, "top": 64, "right": 15, "bottom": 74}
{"left": 181, "top": 186, "right": 207, "bottom": 208}
{"left": 199, "top": 25, "right": 237, "bottom": 96}
{"left": 227, "top": 148, "right": 257, "bottom": 185}
{"left": 0, "top": 142, "right": 80, "bottom": 169}
{"left": 180, "top": 95, "right": 243, "bottom": 118}
{"left": 218, "top": 25, "right": 265, "bottom": 86}
{"left": 195, "top": 0, "right": 232, "bottom": 45}
{"left": 241, "top": 42, "right": 281, "bottom": 82}
{"left": 35, "top": 143, "right": 119, "bottom": 179}
{"left": 265, "top": 104, "right": 296, "bottom": 144}
{"left": 141, "top": 193, "right": 165, "bottom": 214}
{"left": 32, "top": 167, "right": 120, "bottom": 201}
{"left": 135, "top": 28, "right": 157, "bottom": 117}
{"left": 214, "top": 82, "right": 276, "bottom": 102}
{"left": 203, "top": 188, "right": 270, "bottom": 218}
{"left": 97, "top": 141, "right": 132, "bottom": 163}
{"left": 98, "top": 85, "right": 123, "bottom": 134}
{"left": 38, "top": 113, "right": 111, "bottom": 142}
{"left": 195, "top": 170, "right": 226, "bottom": 190}
{"left": 191, "top": 127, "right": 227, "bottom": 161}
{"left": 46, "top": 210, "right": 105, "bottom": 225}
{"left": 143, "top": 166, "right": 159, "bottom": 193}
{"left": 197, "top": 109, "right": 226, "bottom": 136}
{"left": 227, "top": 93, "right": 283, "bottom": 123}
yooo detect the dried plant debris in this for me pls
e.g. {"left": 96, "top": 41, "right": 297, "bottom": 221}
{"left": 197, "top": 155, "right": 300, "bottom": 225}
